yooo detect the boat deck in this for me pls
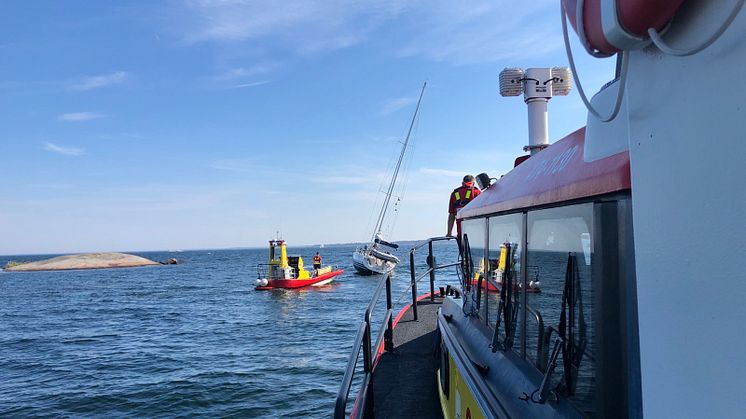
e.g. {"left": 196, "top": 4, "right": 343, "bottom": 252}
{"left": 371, "top": 296, "right": 444, "bottom": 418}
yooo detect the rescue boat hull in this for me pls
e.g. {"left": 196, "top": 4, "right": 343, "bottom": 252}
{"left": 255, "top": 269, "right": 344, "bottom": 290}
{"left": 468, "top": 278, "right": 541, "bottom": 293}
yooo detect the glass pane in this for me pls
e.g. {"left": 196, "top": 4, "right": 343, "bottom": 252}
{"left": 460, "top": 219, "right": 486, "bottom": 317}
{"left": 527, "top": 204, "right": 596, "bottom": 416}
{"left": 486, "top": 214, "right": 523, "bottom": 352}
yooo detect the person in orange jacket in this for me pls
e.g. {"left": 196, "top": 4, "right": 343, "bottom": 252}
{"left": 313, "top": 252, "right": 322, "bottom": 271}
{"left": 447, "top": 174, "right": 481, "bottom": 237}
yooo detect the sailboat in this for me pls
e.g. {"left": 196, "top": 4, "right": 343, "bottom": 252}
{"left": 352, "top": 82, "right": 426, "bottom": 276}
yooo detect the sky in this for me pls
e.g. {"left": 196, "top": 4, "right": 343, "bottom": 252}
{"left": 0, "top": 0, "right": 616, "bottom": 255}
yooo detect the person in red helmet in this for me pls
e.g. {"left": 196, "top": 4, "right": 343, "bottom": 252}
{"left": 447, "top": 174, "right": 481, "bottom": 237}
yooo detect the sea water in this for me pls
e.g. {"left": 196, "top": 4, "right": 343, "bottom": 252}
{"left": 0, "top": 243, "right": 459, "bottom": 418}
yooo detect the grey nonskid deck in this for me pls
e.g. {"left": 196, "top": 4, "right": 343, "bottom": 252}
{"left": 371, "top": 297, "right": 444, "bottom": 418}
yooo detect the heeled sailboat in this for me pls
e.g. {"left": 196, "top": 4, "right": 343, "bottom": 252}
{"left": 353, "top": 83, "right": 426, "bottom": 275}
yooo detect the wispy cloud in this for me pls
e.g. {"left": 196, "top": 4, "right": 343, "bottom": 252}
{"left": 209, "top": 159, "right": 255, "bottom": 172}
{"left": 176, "top": 1, "right": 407, "bottom": 53}
{"left": 309, "top": 176, "right": 375, "bottom": 185}
{"left": 69, "top": 71, "right": 128, "bottom": 91}
{"left": 229, "top": 80, "right": 270, "bottom": 89}
{"left": 217, "top": 64, "right": 275, "bottom": 80}
{"left": 43, "top": 142, "right": 85, "bottom": 156}
{"left": 419, "top": 168, "right": 467, "bottom": 177}
{"left": 27, "top": 183, "right": 77, "bottom": 190}
{"left": 380, "top": 96, "right": 418, "bottom": 115}
{"left": 395, "top": 1, "right": 562, "bottom": 65}
{"left": 57, "top": 112, "right": 105, "bottom": 122}
{"left": 172, "top": 1, "right": 560, "bottom": 65}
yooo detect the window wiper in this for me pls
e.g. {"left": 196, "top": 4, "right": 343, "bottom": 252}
{"left": 491, "top": 243, "right": 516, "bottom": 352}
{"left": 538, "top": 337, "right": 562, "bottom": 403}
{"left": 521, "top": 336, "right": 562, "bottom": 404}
{"left": 559, "top": 252, "right": 586, "bottom": 394}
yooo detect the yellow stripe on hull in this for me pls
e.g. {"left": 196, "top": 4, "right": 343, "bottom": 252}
{"left": 437, "top": 352, "right": 486, "bottom": 419}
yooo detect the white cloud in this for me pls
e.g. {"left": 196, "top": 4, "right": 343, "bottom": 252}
{"left": 177, "top": 0, "right": 408, "bottom": 52}
{"left": 70, "top": 71, "right": 128, "bottom": 91}
{"left": 57, "top": 112, "right": 105, "bottom": 122}
{"left": 230, "top": 80, "right": 270, "bottom": 89}
{"left": 419, "top": 168, "right": 467, "bottom": 177}
{"left": 395, "top": 1, "right": 563, "bottom": 65}
{"left": 43, "top": 142, "right": 85, "bottom": 156}
{"left": 209, "top": 159, "right": 255, "bottom": 172}
{"left": 380, "top": 96, "right": 418, "bottom": 115}
{"left": 217, "top": 64, "right": 275, "bottom": 80}
{"left": 27, "top": 183, "right": 76, "bottom": 190}
{"left": 173, "top": 0, "right": 561, "bottom": 64}
{"left": 309, "top": 176, "right": 374, "bottom": 185}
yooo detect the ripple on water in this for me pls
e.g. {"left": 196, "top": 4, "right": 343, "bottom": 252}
{"left": 0, "top": 246, "right": 447, "bottom": 417}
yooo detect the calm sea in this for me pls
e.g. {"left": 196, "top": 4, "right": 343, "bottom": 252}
{"left": 0, "top": 243, "right": 460, "bottom": 418}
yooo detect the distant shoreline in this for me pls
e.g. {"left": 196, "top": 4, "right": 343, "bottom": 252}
{"left": 3, "top": 252, "right": 160, "bottom": 272}
{"left": 0, "top": 238, "right": 439, "bottom": 259}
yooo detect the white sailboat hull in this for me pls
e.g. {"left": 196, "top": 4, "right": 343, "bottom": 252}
{"left": 352, "top": 247, "right": 397, "bottom": 276}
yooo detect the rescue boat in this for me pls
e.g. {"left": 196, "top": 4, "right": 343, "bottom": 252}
{"left": 337, "top": 1, "right": 746, "bottom": 417}
{"left": 254, "top": 240, "right": 343, "bottom": 290}
{"left": 469, "top": 243, "right": 542, "bottom": 293}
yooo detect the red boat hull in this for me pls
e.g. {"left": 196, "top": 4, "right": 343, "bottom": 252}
{"left": 255, "top": 269, "right": 344, "bottom": 290}
{"left": 469, "top": 278, "right": 541, "bottom": 293}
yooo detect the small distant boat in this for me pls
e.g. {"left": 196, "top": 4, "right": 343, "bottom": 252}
{"left": 255, "top": 240, "right": 343, "bottom": 290}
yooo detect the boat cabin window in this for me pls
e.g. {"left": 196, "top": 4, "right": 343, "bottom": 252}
{"left": 486, "top": 213, "right": 523, "bottom": 350}
{"left": 526, "top": 203, "right": 596, "bottom": 414}
{"left": 288, "top": 256, "right": 301, "bottom": 276}
{"left": 460, "top": 198, "right": 637, "bottom": 417}
{"left": 460, "top": 218, "right": 487, "bottom": 315}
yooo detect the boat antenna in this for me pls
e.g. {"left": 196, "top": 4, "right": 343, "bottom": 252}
{"left": 371, "top": 82, "right": 426, "bottom": 242}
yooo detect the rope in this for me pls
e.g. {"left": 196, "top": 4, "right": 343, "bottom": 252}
{"left": 561, "top": 0, "right": 628, "bottom": 123}
{"left": 648, "top": 0, "right": 745, "bottom": 57}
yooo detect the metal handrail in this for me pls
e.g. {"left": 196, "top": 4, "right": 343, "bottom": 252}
{"left": 335, "top": 321, "right": 367, "bottom": 417}
{"left": 410, "top": 235, "right": 457, "bottom": 251}
{"left": 335, "top": 273, "right": 394, "bottom": 419}
{"left": 256, "top": 263, "right": 270, "bottom": 279}
{"left": 541, "top": 325, "right": 596, "bottom": 366}
{"left": 408, "top": 236, "right": 460, "bottom": 320}
{"left": 525, "top": 304, "right": 545, "bottom": 369}
{"left": 335, "top": 236, "right": 461, "bottom": 418}
{"left": 255, "top": 263, "right": 295, "bottom": 279}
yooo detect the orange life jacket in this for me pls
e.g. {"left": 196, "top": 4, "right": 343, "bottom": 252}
{"left": 453, "top": 186, "right": 479, "bottom": 209}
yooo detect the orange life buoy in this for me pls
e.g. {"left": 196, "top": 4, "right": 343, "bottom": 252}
{"left": 563, "top": 0, "right": 686, "bottom": 55}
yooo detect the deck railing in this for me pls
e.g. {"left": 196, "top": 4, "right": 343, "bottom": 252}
{"left": 255, "top": 263, "right": 295, "bottom": 280}
{"left": 334, "top": 236, "right": 461, "bottom": 419}
{"left": 334, "top": 273, "right": 393, "bottom": 419}
{"left": 408, "top": 236, "right": 462, "bottom": 319}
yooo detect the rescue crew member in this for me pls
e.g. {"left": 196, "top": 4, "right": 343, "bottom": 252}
{"left": 447, "top": 174, "right": 481, "bottom": 237}
{"left": 313, "top": 252, "right": 322, "bottom": 271}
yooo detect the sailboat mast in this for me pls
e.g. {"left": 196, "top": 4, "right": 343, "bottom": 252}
{"left": 371, "top": 82, "right": 427, "bottom": 241}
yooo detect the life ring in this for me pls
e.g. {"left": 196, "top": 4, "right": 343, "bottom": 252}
{"left": 562, "top": 0, "right": 686, "bottom": 55}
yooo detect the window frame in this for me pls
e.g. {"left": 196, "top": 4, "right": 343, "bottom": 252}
{"left": 459, "top": 192, "right": 639, "bottom": 417}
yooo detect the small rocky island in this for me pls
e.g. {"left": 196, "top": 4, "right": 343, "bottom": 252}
{"left": 3, "top": 252, "right": 161, "bottom": 272}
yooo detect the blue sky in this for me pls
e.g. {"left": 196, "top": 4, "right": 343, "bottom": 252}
{"left": 0, "top": 1, "right": 615, "bottom": 255}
